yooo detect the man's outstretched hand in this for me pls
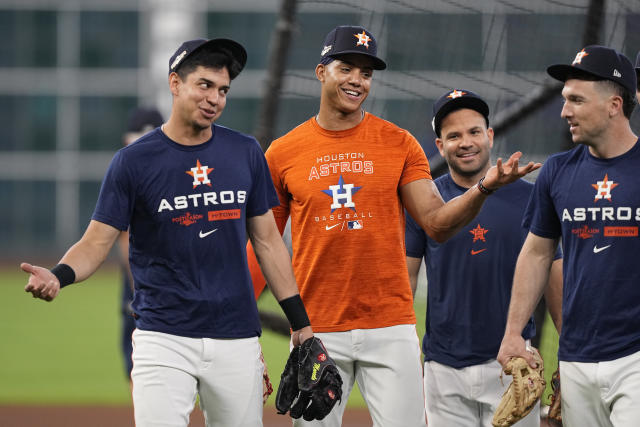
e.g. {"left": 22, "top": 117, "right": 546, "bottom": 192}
{"left": 22, "top": 262, "right": 60, "bottom": 302}
{"left": 483, "top": 152, "right": 541, "bottom": 191}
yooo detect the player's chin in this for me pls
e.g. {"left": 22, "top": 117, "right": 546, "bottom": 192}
{"left": 337, "top": 101, "right": 364, "bottom": 116}
{"left": 194, "top": 116, "right": 217, "bottom": 130}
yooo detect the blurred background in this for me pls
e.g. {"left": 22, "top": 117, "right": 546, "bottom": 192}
{"left": 0, "top": 0, "right": 639, "bottom": 424}
{"left": 1, "top": 0, "right": 638, "bottom": 259}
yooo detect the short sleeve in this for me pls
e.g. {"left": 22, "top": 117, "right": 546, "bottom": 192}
{"left": 399, "top": 133, "right": 432, "bottom": 187}
{"left": 246, "top": 140, "right": 280, "bottom": 218}
{"left": 92, "top": 150, "right": 134, "bottom": 231}
{"left": 264, "top": 144, "right": 291, "bottom": 220}
{"left": 524, "top": 161, "right": 562, "bottom": 239}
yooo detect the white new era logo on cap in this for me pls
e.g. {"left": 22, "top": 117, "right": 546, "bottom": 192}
{"left": 613, "top": 69, "right": 622, "bottom": 77}
{"left": 171, "top": 50, "right": 187, "bottom": 70}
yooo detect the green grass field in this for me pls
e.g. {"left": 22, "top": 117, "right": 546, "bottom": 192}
{"left": 0, "top": 266, "right": 558, "bottom": 407}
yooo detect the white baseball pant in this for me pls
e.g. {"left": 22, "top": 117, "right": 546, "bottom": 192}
{"left": 560, "top": 349, "right": 640, "bottom": 427}
{"left": 131, "top": 329, "right": 263, "bottom": 427}
{"left": 424, "top": 358, "right": 539, "bottom": 427}
{"left": 293, "top": 324, "right": 426, "bottom": 427}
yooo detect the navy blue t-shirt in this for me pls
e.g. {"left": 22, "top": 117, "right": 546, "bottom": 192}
{"left": 93, "top": 125, "right": 279, "bottom": 339}
{"left": 527, "top": 141, "right": 640, "bottom": 362}
{"left": 406, "top": 176, "right": 537, "bottom": 368}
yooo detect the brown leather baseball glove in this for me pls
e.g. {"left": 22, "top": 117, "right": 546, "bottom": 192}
{"left": 547, "top": 367, "right": 562, "bottom": 424}
{"left": 492, "top": 351, "right": 546, "bottom": 427}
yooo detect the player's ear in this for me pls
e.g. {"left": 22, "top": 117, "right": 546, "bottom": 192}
{"left": 435, "top": 138, "right": 445, "bottom": 157}
{"left": 169, "top": 72, "right": 181, "bottom": 96}
{"left": 487, "top": 127, "right": 494, "bottom": 149}
{"left": 315, "top": 64, "right": 325, "bottom": 83}
{"left": 608, "top": 93, "right": 623, "bottom": 118}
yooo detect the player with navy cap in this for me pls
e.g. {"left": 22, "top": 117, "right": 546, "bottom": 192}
{"left": 406, "top": 89, "right": 563, "bottom": 427}
{"left": 246, "top": 25, "right": 540, "bottom": 427}
{"left": 21, "top": 38, "right": 320, "bottom": 426}
{"left": 498, "top": 45, "right": 640, "bottom": 426}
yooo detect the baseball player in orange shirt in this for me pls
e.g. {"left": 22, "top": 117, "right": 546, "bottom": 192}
{"left": 248, "top": 25, "right": 540, "bottom": 427}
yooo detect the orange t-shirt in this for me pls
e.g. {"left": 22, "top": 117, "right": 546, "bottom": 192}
{"left": 258, "top": 113, "right": 431, "bottom": 332}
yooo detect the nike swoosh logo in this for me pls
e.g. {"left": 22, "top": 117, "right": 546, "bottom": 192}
{"left": 325, "top": 223, "right": 341, "bottom": 230}
{"left": 470, "top": 249, "right": 486, "bottom": 255}
{"left": 199, "top": 228, "right": 218, "bottom": 238}
{"left": 593, "top": 244, "right": 611, "bottom": 253}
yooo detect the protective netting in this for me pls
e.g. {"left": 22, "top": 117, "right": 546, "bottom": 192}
{"left": 269, "top": 0, "right": 640, "bottom": 175}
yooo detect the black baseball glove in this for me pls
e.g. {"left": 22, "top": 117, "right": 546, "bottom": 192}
{"left": 275, "top": 337, "right": 342, "bottom": 421}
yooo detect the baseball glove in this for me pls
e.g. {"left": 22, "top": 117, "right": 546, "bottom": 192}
{"left": 275, "top": 337, "right": 342, "bottom": 421}
{"left": 492, "top": 351, "right": 545, "bottom": 427}
{"left": 547, "top": 367, "right": 562, "bottom": 424}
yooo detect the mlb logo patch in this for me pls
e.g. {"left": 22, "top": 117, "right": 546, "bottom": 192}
{"left": 347, "top": 220, "right": 363, "bottom": 230}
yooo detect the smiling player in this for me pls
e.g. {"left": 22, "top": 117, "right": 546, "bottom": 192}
{"left": 247, "top": 25, "right": 540, "bottom": 427}
{"left": 405, "top": 89, "right": 562, "bottom": 427}
{"left": 21, "top": 38, "right": 317, "bottom": 427}
{"left": 498, "top": 45, "right": 640, "bottom": 426}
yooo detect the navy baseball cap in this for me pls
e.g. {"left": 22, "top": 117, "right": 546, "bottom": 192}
{"left": 127, "top": 107, "right": 163, "bottom": 133}
{"left": 320, "top": 25, "right": 386, "bottom": 70}
{"left": 168, "top": 38, "right": 247, "bottom": 79}
{"left": 547, "top": 45, "right": 636, "bottom": 94}
{"left": 432, "top": 89, "right": 490, "bottom": 137}
{"left": 635, "top": 51, "right": 640, "bottom": 83}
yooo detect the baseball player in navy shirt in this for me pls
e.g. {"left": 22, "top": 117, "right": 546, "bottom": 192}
{"left": 498, "top": 46, "right": 640, "bottom": 427}
{"left": 405, "top": 89, "right": 563, "bottom": 426}
{"left": 22, "top": 38, "right": 316, "bottom": 427}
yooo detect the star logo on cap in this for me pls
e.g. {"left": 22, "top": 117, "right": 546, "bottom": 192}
{"left": 447, "top": 89, "right": 466, "bottom": 99}
{"left": 572, "top": 49, "right": 589, "bottom": 65}
{"left": 354, "top": 31, "right": 371, "bottom": 49}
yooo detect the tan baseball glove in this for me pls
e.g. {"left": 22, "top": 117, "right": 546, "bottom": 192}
{"left": 492, "top": 351, "right": 545, "bottom": 427}
{"left": 547, "top": 367, "right": 562, "bottom": 424}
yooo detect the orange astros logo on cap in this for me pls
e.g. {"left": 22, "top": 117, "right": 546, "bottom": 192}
{"left": 572, "top": 49, "right": 589, "bottom": 65}
{"left": 447, "top": 89, "right": 466, "bottom": 99}
{"left": 354, "top": 31, "right": 371, "bottom": 48}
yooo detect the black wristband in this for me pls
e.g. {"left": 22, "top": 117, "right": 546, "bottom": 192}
{"left": 50, "top": 263, "right": 76, "bottom": 288}
{"left": 279, "top": 294, "right": 311, "bottom": 331}
{"left": 477, "top": 177, "right": 495, "bottom": 195}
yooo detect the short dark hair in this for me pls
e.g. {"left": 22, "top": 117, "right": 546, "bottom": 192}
{"left": 566, "top": 70, "right": 637, "bottom": 119}
{"left": 598, "top": 79, "right": 637, "bottom": 119}
{"left": 176, "top": 48, "right": 243, "bottom": 81}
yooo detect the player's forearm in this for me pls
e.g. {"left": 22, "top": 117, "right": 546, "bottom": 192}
{"left": 401, "top": 179, "right": 488, "bottom": 244}
{"left": 254, "top": 237, "right": 300, "bottom": 301}
{"left": 58, "top": 220, "right": 119, "bottom": 283}
{"left": 246, "top": 215, "right": 288, "bottom": 299}
{"left": 247, "top": 213, "right": 299, "bottom": 301}
{"left": 421, "top": 185, "right": 489, "bottom": 243}
{"left": 504, "top": 236, "right": 555, "bottom": 337}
